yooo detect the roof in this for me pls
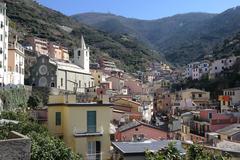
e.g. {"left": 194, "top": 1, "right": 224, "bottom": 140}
{"left": 118, "top": 121, "right": 141, "bottom": 132}
{"left": 118, "top": 121, "right": 168, "bottom": 132}
{"left": 216, "top": 140, "right": 240, "bottom": 153}
{"left": 182, "top": 88, "right": 208, "bottom": 93}
{"left": 112, "top": 140, "right": 185, "bottom": 155}
{"left": 48, "top": 57, "right": 91, "bottom": 75}
{"left": 47, "top": 102, "right": 113, "bottom": 107}
{"left": 216, "top": 123, "right": 240, "bottom": 136}
{"left": 223, "top": 87, "right": 240, "bottom": 91}
{"left": 113, "top": 98, "right": 141, "bottom": 105}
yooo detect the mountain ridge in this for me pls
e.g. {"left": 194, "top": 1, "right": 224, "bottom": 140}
{"left": 72, "top": 7, "right": 240, "bottom": 65}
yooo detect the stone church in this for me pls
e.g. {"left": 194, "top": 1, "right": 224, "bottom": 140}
{"left": 30, "top": 36, "right": 94, "bottom": 93}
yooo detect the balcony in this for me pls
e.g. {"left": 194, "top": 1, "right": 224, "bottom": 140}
{"left": 73, "top": 126, "right": 104, "bottom": 137}
{"left": 86, "top": 153, "right": 102, "bottom": 160}
{"left": 190, "top": 130, "right": 205, "bottom": 137}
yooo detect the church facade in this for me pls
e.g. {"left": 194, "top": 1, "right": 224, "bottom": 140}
{"left": 29, "top": 36, "right": 94, "bottom": 93}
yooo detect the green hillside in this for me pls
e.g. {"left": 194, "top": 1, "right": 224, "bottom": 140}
{"left": 3, "top": 0, "right": 165, "bottom": 72}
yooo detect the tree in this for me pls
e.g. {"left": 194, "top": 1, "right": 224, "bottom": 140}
{"left": 187, "top": 145, "right": 231, "bottom": 160}
{"left": 146, "top": 142, "right": 183, "bottom": 160}
{"left": 27, "top": 95, "right": 40, "bottom": 109}
{"left": 145, "top": 143, "right": 231, "bottom": 160}
{"left": 0, "top": 111, "right": 81, "bottom": 160}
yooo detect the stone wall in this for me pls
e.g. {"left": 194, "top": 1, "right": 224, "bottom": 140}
{"left": 0, "top": 131, "right": 31, "bottom": 160}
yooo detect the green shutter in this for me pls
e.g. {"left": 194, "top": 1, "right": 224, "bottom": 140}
{"left": 56, "top": 112, "right": 61, "bottom": 126}
{"left": 87, "top": 111, "right": 96, "bottom": 133}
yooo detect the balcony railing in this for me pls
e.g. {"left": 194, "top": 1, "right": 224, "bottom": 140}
{"left": 73, "top": 126, "right": 104, "bottom": 137}
{"left": 190, "top": 130, "right": 205, "bottom": 137}
{"left": 86, "top": 152, "right": 102, "bottom": 160}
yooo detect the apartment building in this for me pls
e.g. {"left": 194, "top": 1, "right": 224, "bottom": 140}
{"left": 27, "top": 37, "right": 48, "bottom": 56}
{"left": 8, "top": 34, "right": 25, "bottom": 85}
{"left": 0, "top": 3, "right": 9, "bottom": 85}
{"left": 209, "top": 56, "right": 237, "bottom": 79}
{"left": 48, "top": 42, "right": 69, "bottom": 61}
{"left": 184, "top": 61, "right": 210, "bottom": 80}
{"left": 219, "top": 87, "right": 240, "bottom": 112}
{"left": 180, "top": 88, "right": 210, "bottom": 107}
{"left": 48, "top": 95, "right": 112, "bottom": 160}
{"left": 189, "top": 109, "right": 237, "bottom": 143}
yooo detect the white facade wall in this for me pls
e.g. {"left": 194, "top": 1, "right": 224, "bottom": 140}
{"left": 56, "top": 70, "right": 93, "bottom": 93}
{"left": 0, "top": 3, "right": 8, "bottom": 85}
{"left": 209, "top": 56, "right": 236, "bottom": 79}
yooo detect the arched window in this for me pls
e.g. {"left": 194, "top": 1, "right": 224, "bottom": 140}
{"left": 51, "top": 82, "right": 55, "bottom": 87}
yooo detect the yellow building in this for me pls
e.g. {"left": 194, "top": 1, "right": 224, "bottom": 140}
{"left": 180, "top": 88, "right": 210, "bottom": 107}
{"left": 48, "top": 95, "right": 112, "bottom": 160}
{"left": 91, "top": 69, "right": 103, "bottom": 86}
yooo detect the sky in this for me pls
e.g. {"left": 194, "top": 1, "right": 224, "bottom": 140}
{"left": 37, "top": 0, "right": 240, "bottom": 20}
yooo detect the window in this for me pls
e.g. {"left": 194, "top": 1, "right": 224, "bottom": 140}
{"left": 87, "top": 111, "right": 96, "bottom": 133}
{"left": 55, "top": 112, "right": 61, "bottom": 126}
{"left": 79, "top": 80, "right": 81, "bottom": 88}
{"left": 61, "top": 78, "right": 63, "bottom": 86}
{"left": 208, "top": 113, "right": 212, "bottom": 119}
{"left": 0, "top": 61, "right": 2, "bottom": 68}
{"left": 51, "top": 82, "right": 55, "bottom": 87}
{"left": 0, "top": 47, "right": 2, "bottom": 54}
{"left": 0, "top": 34, "right": 2, "bottom": 41}
{"left": 78, "top": 50, "right": 81, "bottom": 57}
{"left": 215, "top": 67, "right": 217, "bottom": 70}
{"left": 192, "top": 94, "right": 195, "bottom": 99}
{"left": 16, "top": 64, "right": 18, "bottom": 72}
{"left": 89, "top": 81, "right": 91, "bottom": 87}
{"left": 199, "top": 94, "right": 202, "bottom": 98}
{"left": 88, "top": 141, "right": 101, "bottom": 159}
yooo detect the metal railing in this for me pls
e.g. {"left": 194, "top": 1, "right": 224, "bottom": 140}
{"left": 86, "top": 152, "right": 102, "bottom": 160}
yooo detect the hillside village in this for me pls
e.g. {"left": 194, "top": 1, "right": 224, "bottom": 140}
{"left": 0, "top": 1, "right": 240, "bottom": 160}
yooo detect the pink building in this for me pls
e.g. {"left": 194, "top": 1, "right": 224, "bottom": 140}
{"left": 124, "top": 80, "right": 143, "bottom": 94}
{"left": 106, "top": 76, "right": 124, "bottom": 91}
{"left": 115, "top": 121, "right": 171, "bottom": 141}
{"left": 190, "top": 109, "right": 238, "bottom": 143}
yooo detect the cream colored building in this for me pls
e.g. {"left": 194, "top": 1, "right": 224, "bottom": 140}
{"left": 91, "top": 69, "right": 104, "bottom": 86}
{"left": 27, "top": 37, "right": 48, "bottom": 55}
{"left": 8, "top": 34, "right": 25, "bottom": 85}
{"left": 48, "top": 42, "right": 69, "bottom": 61}
{"left": 48, "top": 95, "right": 112, "bottom": 160}
{"left": 179, "top": 88, "right": 210, "bottom": 107}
